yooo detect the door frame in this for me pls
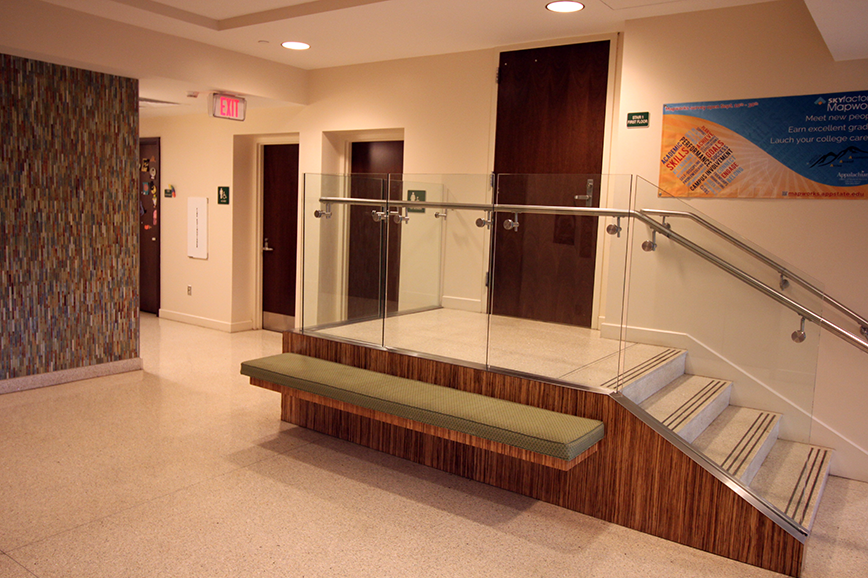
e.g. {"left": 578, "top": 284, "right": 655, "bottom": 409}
{"left": 488, "top": 33, "right": 621, "bottom": 330}
{"left": 253, "top": 134, "right": 300, "bottom": 330}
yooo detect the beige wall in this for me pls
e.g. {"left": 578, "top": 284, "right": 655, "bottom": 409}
{"left": 141, "top": 49, "right": 499, "bottom": 331}
{"left": 142, "top": 0, "right": 868, "bottom": 480}
{"left": 612, "top": 0, "right": 868, "bottom": 480}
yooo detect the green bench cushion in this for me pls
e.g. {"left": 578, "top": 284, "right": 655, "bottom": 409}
{"left": 241, "top": 353, "right": 604, "bottom": 462}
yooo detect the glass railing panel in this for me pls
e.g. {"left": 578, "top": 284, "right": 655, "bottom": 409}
{"left": 485, "top": 173, "right": 634, "bottom": 387}
{"left": 624, "top": 176, "right": 828, "bottom": 534}
{"left": 300, "top": 173, "right": 388, "bottom": 347}
{"left": 625, "top": 176, "right": 822, "bottom": 445}
{"left": 381, "top": 174, "right": 494, "bottom": 366}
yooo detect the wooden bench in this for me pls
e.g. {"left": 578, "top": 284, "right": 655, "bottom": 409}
{"left": 241, "top": 353, "right": 604, "bottom": 471}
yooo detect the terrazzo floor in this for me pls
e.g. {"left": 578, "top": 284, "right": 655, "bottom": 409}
{"left": 0, "top": 313, "right": 865, "bottom": 577}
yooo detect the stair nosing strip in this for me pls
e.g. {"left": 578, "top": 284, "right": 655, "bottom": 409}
{"left": 730, "top": 412, "right": 776, "bottom": 477}
{"left": 662, "top": 379, "right": 718, "bottom": 428}
{"left": 797, "top": 448, "right": 830, "bottom": 525}
{"left": 785, "top": 447, "right": 815, "bottom": 518}
{"left": 796, "top": 449, "right": 823, "bottom": 524}
{"left": 786, "top": 447, "right": 821, "bottom": 519}
{"left": 601, "top": 348, "right": 681, "bottom": 388}
{"left": 600, "top": 348, "right": 682, "bottom": 390}
{"left": 722, "top": 412, "right": 765, "bottom": 471}
{"left": 663, "top": 379, "right": 728, "bottom": 431}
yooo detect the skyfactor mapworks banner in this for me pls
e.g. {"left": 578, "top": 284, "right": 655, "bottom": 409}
{"left": 660, "top": 91, "right": 868, "bottom": 198}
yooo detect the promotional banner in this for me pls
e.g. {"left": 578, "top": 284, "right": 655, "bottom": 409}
{"left": 660, "top": 91, "right": 868, "bottom": 198}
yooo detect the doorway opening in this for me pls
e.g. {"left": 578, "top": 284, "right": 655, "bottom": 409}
{"left": 261, "top": 143, "right": 300, "bottom": 332}
{"left": 139, "top": 137, "right": 160, "bottom": 315}
{"left": 347, "top": 140, "right": 405, "bottom": 320}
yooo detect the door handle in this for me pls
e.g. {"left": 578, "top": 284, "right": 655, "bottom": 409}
{"left": 262, "top": 238, "right": 274, "bottom": 252}
{"left": 574, "top": 178, "right": 594, "bottom": 207}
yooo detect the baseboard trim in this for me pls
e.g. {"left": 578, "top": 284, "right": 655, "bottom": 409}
{"left": 0, "top": 358, "right": 143, "bottom": 395}
{"left": 441, "top": 296, "right": 483, "bottom": 312}
{"left": 159, "top": 309, "right": 253, "bottom": 333}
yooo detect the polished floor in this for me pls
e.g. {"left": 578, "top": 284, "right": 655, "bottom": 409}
{"left": 0, "top": 314, "right": 866, "bottom": 577}
{"left": 318, "top": 308, "right": 673, "bottom": 389}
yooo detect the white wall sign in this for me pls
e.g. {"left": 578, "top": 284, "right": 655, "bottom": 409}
{"left": 187, "top": 197, "right": 208, "bottom": 259}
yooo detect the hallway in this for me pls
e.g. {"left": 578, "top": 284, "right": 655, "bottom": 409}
{"left": 0, "top": 314, "right": 865, "bottom": 577}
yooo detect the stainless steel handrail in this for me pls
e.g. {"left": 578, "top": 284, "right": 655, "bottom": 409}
{"left": 636, "top": 213, "right": 868, "bottom": 355}
{"left": 315, "top": 196, "right": 868, "bottom": 355}
{"left": 317, "top": 196, "right": 631, "bottom": 218}
{"left": 642, "top": 208, "right": 868, "bottom": 337}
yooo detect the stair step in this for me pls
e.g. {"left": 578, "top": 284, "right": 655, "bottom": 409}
{"left": 639, "top": 375, "right": 731, "bottom": 443}
{"left": 692, "top": 406, "right": 781, "bottom": 485}
{"left": 750, "top": 441, "right": 833, "bottom": 530}
{"left": 610, "top": 346, "right": 686, "bottom": 403}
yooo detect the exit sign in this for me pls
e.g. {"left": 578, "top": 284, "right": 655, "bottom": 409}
{"left": 211, "top": 93, "right": 246, "bottom": 121}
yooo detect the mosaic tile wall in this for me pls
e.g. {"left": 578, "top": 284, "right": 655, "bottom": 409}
{"left": 1, "top": 54, "right": 139, "bottom": 380}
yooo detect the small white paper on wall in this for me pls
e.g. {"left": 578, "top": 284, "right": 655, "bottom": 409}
{"left": 187, "top": 197, "right": 208, "bottom": 259}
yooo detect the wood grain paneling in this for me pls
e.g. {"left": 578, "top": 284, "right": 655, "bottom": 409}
{"left": 279, "top": 332, "right": 804, "bottom": 576}
{"left": 251, "top": 377, "right": 598, "bottom": 471}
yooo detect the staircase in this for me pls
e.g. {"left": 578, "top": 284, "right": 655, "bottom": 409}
{"left": 618, "top": 348, "right": 833, "bottom": 531}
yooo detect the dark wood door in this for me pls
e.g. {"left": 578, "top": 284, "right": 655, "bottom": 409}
{"left": 347, "top": 141, "right": 404, "bottom": 320}
{"left": 262, "top": 143, "right": 299, "bottom": 331}
{"left": 491, "top": 41, "right": 610, "bottom": 327}
{"left": 139, "top": 138, "right": 160, "bottom": 314}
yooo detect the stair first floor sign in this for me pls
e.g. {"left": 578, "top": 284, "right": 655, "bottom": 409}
{"left": 660, "top": 90, "right": 868, "bottom": 198}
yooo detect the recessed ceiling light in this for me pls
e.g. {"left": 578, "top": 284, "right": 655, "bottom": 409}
{"left": 546, "top": 1, "right": 584, "bottom": 13}
{"left": 281, "top": 41, "right": 310, "bottom": 50}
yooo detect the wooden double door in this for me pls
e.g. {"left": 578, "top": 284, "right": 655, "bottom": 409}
{"left": 491, "top": 41, "right": 610, "bottom": 328}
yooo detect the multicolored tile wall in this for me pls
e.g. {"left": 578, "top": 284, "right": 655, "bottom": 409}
{"left": 1, "top": 54, "right": 139, "bottom": 380}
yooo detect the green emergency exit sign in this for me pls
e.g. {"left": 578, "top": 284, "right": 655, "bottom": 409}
{"left": 627, "top": 112, "right": 650, "bottom": 128}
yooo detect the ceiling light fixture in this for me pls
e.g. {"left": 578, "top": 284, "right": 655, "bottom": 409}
{"left": 546, "top": 1, "right": 584, "bottom": 13}
{"left": 281, "top": 41, "right": 311, "bottom": 50}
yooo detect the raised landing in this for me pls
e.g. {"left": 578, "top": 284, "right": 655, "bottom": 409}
{"left": 283, "top": 330, "right": 807, "bottom": 577}
{"left": 315, "top": 308, "right": 676, "bottom": 389}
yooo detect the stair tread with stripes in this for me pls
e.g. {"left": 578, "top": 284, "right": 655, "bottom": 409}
{"left": 750, "top": 440, "right": 833, "bottom": 531}
{"left": 692, "top": 406, "right": 781, "bottom": 484}
{"left": 639, "top": 374, "right": 732, "bottom": 443}
{"left": 608, "top": 347, "right": 686, "bottom": 404}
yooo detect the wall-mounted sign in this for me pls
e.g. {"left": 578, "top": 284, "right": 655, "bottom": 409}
{"left": 211, "top": 93, "right": 246, "bottom": 121}
{"left": 627, "top": 112, "right": 649, "bottom": 128}
{"left": 217, "top": 186, "right": 229, "bottom": 205}
{"left": 407, "top": 190, "right": 426, "bottom": 213}
{"left": 660, "top": 90, "right": 868, "bottom": 198}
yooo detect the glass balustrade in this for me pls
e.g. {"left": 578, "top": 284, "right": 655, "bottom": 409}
{"left": 299, "top": 171, "right": 844, "bottom": 535}
{"left": 623, "top": 177, "right": 823, "bottom": 443}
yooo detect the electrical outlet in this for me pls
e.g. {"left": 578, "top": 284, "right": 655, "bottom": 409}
{"left": 187, "top": 285, "right": 192, "bottom": 296}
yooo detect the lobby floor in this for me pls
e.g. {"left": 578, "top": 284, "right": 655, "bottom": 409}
{"left": 0, "top": 314, "right": 866, "bottom": 577}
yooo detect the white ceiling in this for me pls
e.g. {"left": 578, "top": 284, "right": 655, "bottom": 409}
{"left": 4, "top": 0, "right": 866, "bottom": 114}
{"left": 32, "top": 0, "right": 867, "bottom": 71}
